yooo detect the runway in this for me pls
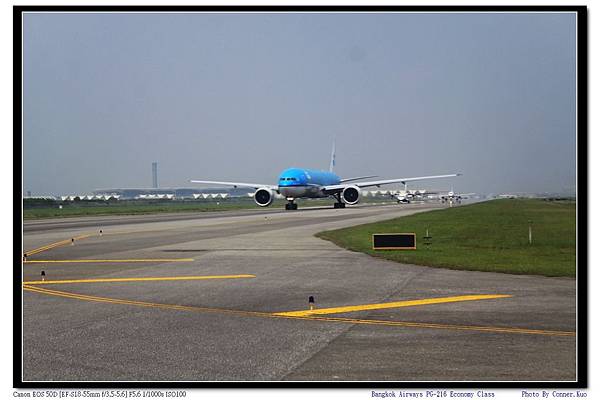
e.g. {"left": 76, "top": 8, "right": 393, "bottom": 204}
{"left": 21, "top": 203, "right": 576, "bottom": 382}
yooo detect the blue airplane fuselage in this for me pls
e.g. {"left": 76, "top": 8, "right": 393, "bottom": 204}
{"left": 278, "top": 168, "right": 340, "bottom": 199}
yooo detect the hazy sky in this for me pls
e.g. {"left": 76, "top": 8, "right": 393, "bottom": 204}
{"left": 23, "top": 12, "right": 577, "bottom": 195}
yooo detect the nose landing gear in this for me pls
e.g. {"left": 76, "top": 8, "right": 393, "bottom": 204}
{"left": 285, "top": 199, "right": 298, "bottom": 210}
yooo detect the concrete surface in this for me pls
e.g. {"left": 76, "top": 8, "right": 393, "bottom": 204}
{"left": 20, "top": 203, "right": 577, "bottom": 382}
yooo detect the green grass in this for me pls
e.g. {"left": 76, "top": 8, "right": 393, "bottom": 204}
{"left": 316, "top": 199, "right": 576, "bottom": 277}
{"left": 23, "top": 197, "right": 396, "bottom": 220}
{"left": 24, "top": 201, "right": 260, "bottom": 219}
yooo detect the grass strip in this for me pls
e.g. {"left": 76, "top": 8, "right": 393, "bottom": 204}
{"left": 316, "top": 199, "right": 576, "bottom": 277}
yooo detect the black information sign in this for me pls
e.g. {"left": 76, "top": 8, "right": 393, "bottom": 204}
{"left": 372, "top": 233, "right": 416, "bottom": 250}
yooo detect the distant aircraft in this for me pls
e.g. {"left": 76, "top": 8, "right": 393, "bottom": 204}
{"left": 389, "top": 182, "right": 440, "bottom": 204}
{"left": 438, "top": 188, "right": 475, "bottom": 204}
{"left": 191, "top": 143, "right": 460, "bottom": 210}
{"left": 391, "top": 191, "right": 414, "bottom": 204}
{"left": 392, "top": 189, "right": 436, "bottom": 204}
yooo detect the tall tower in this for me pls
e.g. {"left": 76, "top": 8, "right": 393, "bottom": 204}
{"left": 152, "top": 162, "right": 158, "bottom": 188}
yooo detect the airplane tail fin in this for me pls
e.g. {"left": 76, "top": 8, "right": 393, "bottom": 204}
{"left": 329, "top": 139, "right": 336, "bottom": 173}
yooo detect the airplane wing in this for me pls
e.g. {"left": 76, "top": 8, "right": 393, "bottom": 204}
{"left": 322, "top": 174, "right": 460, "bottom": 194}
{"left": 417, "top": 190, "right": 445, "bottom": 195}
{"left": 190, "top": 180, "right": 277, "bottom": 190}
{"left": 339, "top": 175, "right": 378, "bottom": 183}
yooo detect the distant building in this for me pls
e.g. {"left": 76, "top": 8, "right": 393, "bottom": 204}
{"left": 92, "top": 187, "right": 253, "bottom": 200}
{"left": 24, "top": 195, "right": 57, "bottom": 201}
{"left": 152, "top": 162, "right": 158, "bottom": 189}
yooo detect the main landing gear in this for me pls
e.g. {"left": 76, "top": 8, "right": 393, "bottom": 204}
{"left": 333, "top": 193, "right": 346, "bottom": 209}
{"left": 285, "top": 199, "right": 298, "bottom": 210}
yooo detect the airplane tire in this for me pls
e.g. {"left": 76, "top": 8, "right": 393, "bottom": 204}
{"left": 334, "top": 203, "right": 345, "bottom": 209}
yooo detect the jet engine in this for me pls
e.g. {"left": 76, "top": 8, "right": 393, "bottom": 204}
{"left": 254, "top": 188, "right": 275, "bottom": 207}
{"left": 341, "top": 186, "right": 361, "bottom": 205}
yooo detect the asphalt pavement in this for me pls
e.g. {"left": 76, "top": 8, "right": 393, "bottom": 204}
{"left": 21, "top": 203, "right": 577, "bottom": 382}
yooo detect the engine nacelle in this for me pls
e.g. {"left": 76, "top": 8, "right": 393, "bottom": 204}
{"left": 341, "top": 186, "right": 361, "bottom": 205}
{"left": 254, "top": 188, "right": 275, "bottom": 207}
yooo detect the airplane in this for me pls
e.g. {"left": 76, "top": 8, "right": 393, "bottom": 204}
{"left": 191, "top": 143, "right": 460, "bottom": 210}
{"left": 438, "top": 188, "right": 475, "bottom": 204}
{"left": 389, "top": 183, "right": 439, "bottom": 204}
{"left": 392, "top": 189, "right": 435, "bottom": 204}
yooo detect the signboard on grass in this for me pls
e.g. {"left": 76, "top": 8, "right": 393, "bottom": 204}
{"left": 372, "top": 233, "right": 416, "bottom": 250}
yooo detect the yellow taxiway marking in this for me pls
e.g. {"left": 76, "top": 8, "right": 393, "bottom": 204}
{"left": 22, "top": 284, "right": 269, "bottom": 319}
{"left": 25, "top": 234, "right": 92, "bottom": 256}
{"left": 22, "top": 285, "right": 574, "bottom": 337}
{"left": 273, "top": 294, "right": 513, "bottom": 317}
{"left": 23, "top": 274, "right": 255, "bottom": 285}
{"left": 24, "top": 258, "right": 194, "bottom": 263}
{"left": 23, "top": 229, "right": 162, "bottom": 258}
{"left": 284, "top": 315, "right": 576, "bottom": 337}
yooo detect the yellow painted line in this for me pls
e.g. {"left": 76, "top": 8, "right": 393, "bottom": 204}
{"left": 24, "top": 258, "right": 194, "bottom": 263}
{"left": 282, "top": 315, "right": 576, "bottom": 337}
{"left": 21, "top": 285, "right": 575, "bottom": 337}
{"left": 22, "top": 285, "right": 270, "bottom": 319}
{"left": 23, "top": 274, "right": 255, "bottom": 285}
{"left": 25, "top": 234, "right": 92, "bottom": 256}
{"left": 26, "top": 239, "right": 74, "bottom": 255}
{"left": 273, "top": 294, "right": 513, "bottom": 317}
{"left": 24, "top": 230, "right": 151, "bottom": 258}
